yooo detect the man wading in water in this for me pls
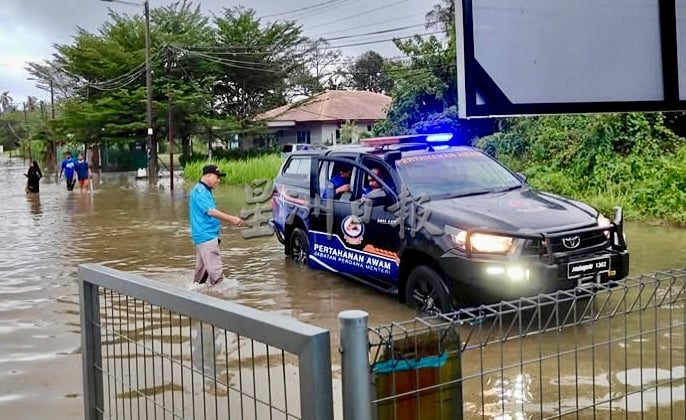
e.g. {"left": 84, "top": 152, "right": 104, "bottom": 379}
{"left": 189, "top": 164, "right": 244, "bottom": 285}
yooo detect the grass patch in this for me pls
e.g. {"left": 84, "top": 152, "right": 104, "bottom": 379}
{"left": 183, "top": 153, "right": 282, "bottom": 185}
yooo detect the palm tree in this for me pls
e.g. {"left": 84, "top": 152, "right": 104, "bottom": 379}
{"left": 25, "top": 96, "right": 38, "bottom": 112}
{"left": 0, "top": 91, "right": 13, "bottom": 113}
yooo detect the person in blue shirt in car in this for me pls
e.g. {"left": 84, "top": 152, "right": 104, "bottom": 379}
{"left": 59, "top": 151, "right": 76, "bottom": 191}
{"left": 324, "top": 165, "right": 351, "bottom": 199}
{"left": 189, "top": 164, "right": 244, "bottom": 286}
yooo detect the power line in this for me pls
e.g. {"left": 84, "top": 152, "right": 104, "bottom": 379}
{"left": 305, "top": 0, "right": 411, "bottom": 31}
{"left": 175, "top": 27, "right": 445, "bottom": 60}
{"left": 310, "top": 13, "right": 419, "bottom": 37}
{"left": 286, "top": 0, "right": 358, "bottom": 21}
{"left": 259, "top": 0, "right": 345, "bottom": 19}
{"left": 323, "top": 23, "right": 430, "bottom": 42}
{"left": 327, "top": 30, "right": 444, "bottom": 49}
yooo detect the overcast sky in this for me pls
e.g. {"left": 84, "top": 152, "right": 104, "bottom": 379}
{"left": 0, "top": 0, "right": 438, "bottom": 104}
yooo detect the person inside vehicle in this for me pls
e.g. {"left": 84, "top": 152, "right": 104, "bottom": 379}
{"left": 325, "top": 165, "right": 351, "bottom": 199}
{"left": 363, "top": 167, "right": 383, "bottom": 196}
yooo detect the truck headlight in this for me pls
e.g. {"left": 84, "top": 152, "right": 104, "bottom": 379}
{"left": 471, "top": 233, "right": 514, "bottom": 253}
{"left": 597, "top": 214, "right": 611, "bottom": 228}
{"left": 597, "top": 213, "right": 611, "bottom": 238}
{"left": 446, "top": 226, "right": 514, "bottom": 253}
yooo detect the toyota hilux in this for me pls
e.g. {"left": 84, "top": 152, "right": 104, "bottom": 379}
{"left": 270, "top": 134, "right": 629, "bottom": 312}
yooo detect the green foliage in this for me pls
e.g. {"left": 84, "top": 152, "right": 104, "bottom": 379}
{"left": 476, "top": 113, "right": 686, "bottom": 225}
{"left": 21, "top": 1, "right": 309, "bottom": 166}
{"left": 289, "top": 38, "right": 343, "bottom": 96}
{"left": 369, "top": 0, "right": 495, "bottom": 140}
{"left": 348, "top": 51, "right": 393, "bottom": 93}
{"left": 183, "top": 153, "right": 282, "bottom": 185}
{"left": 0, "top": 104, "right": 54, "bottom": 161}
{"left": 339, "top": 120, "right": 358, "bottom": 144}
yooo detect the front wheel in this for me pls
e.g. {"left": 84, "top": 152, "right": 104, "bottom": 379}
{"left": 289, "top": 228, "right": 309, "bottom": 265}
{"left": 405, "top": 265, "right": 454, "bottom": 315}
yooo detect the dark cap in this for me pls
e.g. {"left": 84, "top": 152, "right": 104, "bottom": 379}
{"left": 202, "top": 164, "right": 226, "bottom": 177}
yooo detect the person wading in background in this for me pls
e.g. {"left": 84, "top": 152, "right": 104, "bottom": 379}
{"left": 74, "top": 153, "right": 91, "bottom": 191}
{"left": 59, "top": 151, "right": 76, "bottom": 191}
{"left": 25, "top": 160, "right": 42, "bottom": 193}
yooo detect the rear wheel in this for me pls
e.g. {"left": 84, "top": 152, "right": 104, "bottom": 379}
{"left": 289, "top": 228, "right": 309, "bottom": 265}
{"left": 405, "top": 265, "right": 454, "bottom": 314}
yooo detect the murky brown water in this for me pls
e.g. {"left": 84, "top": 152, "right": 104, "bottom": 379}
{"left": 0, "top": 155, "right": 684, "bottom": 419}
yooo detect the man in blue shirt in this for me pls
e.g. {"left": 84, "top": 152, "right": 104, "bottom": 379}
{"left": 323, "top": 165, "right": 351, "bottom": 199}
{"left": 189, "top": 164, "right": 244, "bottom": 285}
{"left": 59, "top": 151, "right": 76, "bottom": 191}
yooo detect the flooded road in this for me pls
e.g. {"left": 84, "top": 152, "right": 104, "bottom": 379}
{"left": 0, "top": 155, "right": 684, "bottom": 419}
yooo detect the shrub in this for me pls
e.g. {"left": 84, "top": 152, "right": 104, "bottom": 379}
{"left": 183, "top": 153, "right": 282, "bottom": 186}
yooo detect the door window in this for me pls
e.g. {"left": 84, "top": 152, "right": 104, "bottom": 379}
{"left": 319, "top": 159, "right": 356, "bottom": 201}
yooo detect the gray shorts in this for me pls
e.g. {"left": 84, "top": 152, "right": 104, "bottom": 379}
{"left": 193, "top": 238, "right": 224, "bottom": 285}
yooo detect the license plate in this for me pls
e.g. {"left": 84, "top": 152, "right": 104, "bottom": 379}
{"left": 567, "top": 256, "right": 611, "bottom": 279}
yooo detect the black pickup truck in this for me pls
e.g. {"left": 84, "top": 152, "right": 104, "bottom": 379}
{"left": 270, "top": 134, "right": 629, "bottom": 313}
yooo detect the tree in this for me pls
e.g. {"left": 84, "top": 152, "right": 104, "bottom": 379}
{"left": 18, "top": 1, "right": 313, "bottom": 168}
{"left": 42, "top": 1, "right": 217, "bottom": 164}
{"left": 339, "top": 120, "right": 358, "bottom": 144}
{"left": 289, "top": 38, "right": 343, "bottom": 97}
{"left": 374, "top": 0, "right": 496, "bottom": 140}
{"left": 211, "top": 7, "right": 307, "bottom": 120}
{"left": 0, "top": 91, "right": 13, "bottom": 113}
{"left": 25, "top": 96, "right": 38, "bottom": 112}
{"left": 347, "top": 51, "right": 392, "bottom": 93}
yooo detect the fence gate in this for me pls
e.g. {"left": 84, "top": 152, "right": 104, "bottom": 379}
{"left": 79, "top": 264, "right": 333, "bottom": 420}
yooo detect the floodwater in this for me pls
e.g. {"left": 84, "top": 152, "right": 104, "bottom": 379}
{"left": 0, "top": 155, "right": 684, "bottom": 419}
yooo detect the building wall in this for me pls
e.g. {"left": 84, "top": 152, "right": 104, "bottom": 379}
{"left": 272, "top": 120, "right": 378, "bottom": 146}
{"left": 322, "top": 121, "right": 376, "bottom": 145}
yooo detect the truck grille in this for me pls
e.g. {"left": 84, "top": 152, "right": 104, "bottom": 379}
{"left": 524, "top": 229, "right": 609, "bottom": 256}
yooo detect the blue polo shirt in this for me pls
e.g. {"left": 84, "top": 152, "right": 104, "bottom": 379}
{"left": 322, "top": 174, "right": 349, "bottom": 199}
{"left": 189, "top": 182, "right": 220, "bottom": 245}
{"left": 61, "top": 157, "right": 75, "bottom": 179}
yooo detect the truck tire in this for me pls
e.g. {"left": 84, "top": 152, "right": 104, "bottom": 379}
{"left": 289, "top": 228, "right": 309, "bottom": 265}
{"left": 405, "top": 265, "right": 454, "bottom": 314}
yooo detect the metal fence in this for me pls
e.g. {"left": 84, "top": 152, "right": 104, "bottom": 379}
{"left": 365, "top": 270, "right": 686, "bottom": 419}
{"left": 80, "top": 263, "right": 686, "bottom": 420}
{"left": 79, "top": 263, "right": 333, "bottom": 420}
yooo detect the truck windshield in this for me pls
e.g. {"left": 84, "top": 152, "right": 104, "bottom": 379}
{"left": 395, "top": 150, "right": 522, "bottom": 198}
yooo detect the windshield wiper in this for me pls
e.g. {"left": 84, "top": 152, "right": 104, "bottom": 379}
{"left": 492, "top": 184, "right": 523, "bottom": 193}
{"left": 439, "top": 189, "right": 495, "bottom": 199}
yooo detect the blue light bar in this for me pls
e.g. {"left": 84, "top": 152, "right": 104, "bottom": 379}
{"left": 425, "top": 133, "right": 453, "bottom": 142}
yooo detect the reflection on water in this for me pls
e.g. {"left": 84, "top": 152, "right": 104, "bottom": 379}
{"left": 0, "top": 155, "right": 685, "bottom": 418}
{"left": 26, "top": 194, "right": 41, "bottom": 216}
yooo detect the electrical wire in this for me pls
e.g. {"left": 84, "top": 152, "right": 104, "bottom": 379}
{"left": 284, "top": 0, "right": 358, "bottom": 21}
{"left": 305, "top": 0, "right": 411, "bottom": 31}
{"left": 259, "top": 0, "right": 345, "bottom": 19}
{"left": 310, "top": 13, "right": 419, "bottom": 37}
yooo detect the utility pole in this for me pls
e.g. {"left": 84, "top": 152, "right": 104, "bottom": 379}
{"left": 49, "top": 78, "right": 56, "bottom": 171}
{"left": 50, "top": 79, "right": 55, "bottom": 119}
{"left": 101, "top": 0, "right": 155, "bottom": 179}
{"left": 23, "top": 103, "right": 30, "bottom": 162}
{"left": 144, "top": 0, "right": 157, "bottom": 180}
{"left": 168, "top": 93, "right": 174, "bottom": 191}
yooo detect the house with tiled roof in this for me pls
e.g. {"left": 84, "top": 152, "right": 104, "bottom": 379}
{"left": 255, "top": 90, "right": 392, "bottom": 145}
